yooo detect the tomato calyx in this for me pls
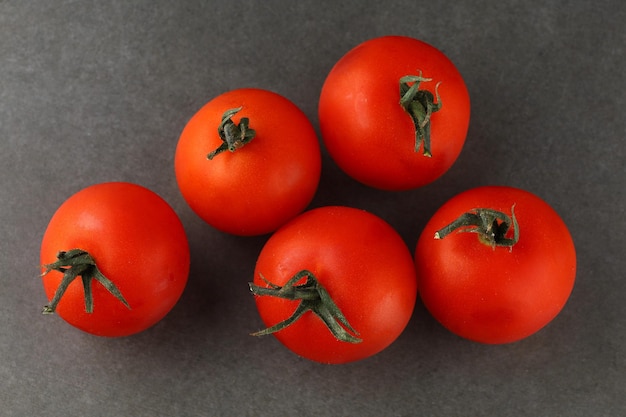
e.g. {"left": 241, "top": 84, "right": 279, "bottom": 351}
{"left": 207, "top": 107, "right": 256, "bottom": 160}
{"left": 41, "top": 249, "right": 130, "bottom": 314}
{"left": 399, "top": 71, "right": 442, "bottom": 157}
{"left": 249, "top": 270, "right": 362, "bottom": 343}
{"left": 434, "top": 205, "right": 519, "bottom": 249}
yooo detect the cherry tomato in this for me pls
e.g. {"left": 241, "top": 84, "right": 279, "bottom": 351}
{"left": 318, "top": 35, "right": 470, "bottom": 190}
{"left": 175, "top": 88, "right": 322, "bottom": 236}
{"left": 415, "top": 186, "right": 576, "bottom": 344}
{"left": 40, "top": 182, "right": 190, "bottom": 337}
{"left": 250, "top": 206, "right": 418, "bottom": 364}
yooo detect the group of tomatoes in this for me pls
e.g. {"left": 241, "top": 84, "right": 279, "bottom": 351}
{"left": 40, "top": 36, "right": 576, "bottom": 364}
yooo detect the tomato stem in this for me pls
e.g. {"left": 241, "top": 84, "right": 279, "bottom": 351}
{"left": 434, "top": 205, "right": 519, "bottom": 249}
{"left": 41, "top": 249, "right": 130, "bottom": 314}
{"left": 207, "top": 107, "right": 256, "bottom": 160}
{"left": 399, "top": 71, "right": 442, "bottom": 157}
{"left": 249, "top": 270, "right": 362, "bottom": 344}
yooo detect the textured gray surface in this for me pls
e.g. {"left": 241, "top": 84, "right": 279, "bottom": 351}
{"left": 2, "top": 1, "right": 625, "bottom": 416}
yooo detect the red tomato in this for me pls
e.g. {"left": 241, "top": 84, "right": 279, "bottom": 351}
{"left": 250, "top": 206, "right": 417, "bottom": 364}
{"left": 175, "top": 88, "right": 321, "bottom": 236}
{"left": 415, "top": 186, "right": 576, "bottom": 344}
{"left": 318, "top": 35, "right": 470, "bottom": 190}
{"left": 40, "top": 182, "right": 190, "bottom": 337}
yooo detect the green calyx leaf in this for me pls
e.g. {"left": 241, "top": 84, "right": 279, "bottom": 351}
{"left": 41, "top": 249, "right": 130, "bottom": 314}
{"left": 249, "top": 270, "right": 362, "bottom": 344}
{"left": 207, "top": 107, "right": 256, "bottom": 160}
{"left": 399, "top": 71, "right": 442, "bottom": 157}
{"left": 434, "top": 205, "right": 520, "bottom": 249}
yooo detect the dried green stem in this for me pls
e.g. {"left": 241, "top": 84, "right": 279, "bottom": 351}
{"left": 41, "top": 249, "right": 130, "bottom": 314}
{"left": 249, "top": 270, "right": 362, "bottom": 343}
{"left": 207, "top": 107, "right": 256, "bottom": 160}
{"left": 399, "top": 71, "right": 442, "bottom": 157}
{"left": 434, "top": 205, "right": 519, "bottom": 249}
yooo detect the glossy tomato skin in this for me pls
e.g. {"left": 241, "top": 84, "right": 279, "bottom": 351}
{"left": 40, "top": 182, "right": 190, "bottom": 337}
{"left": 175, "top": 88, "right": 321, "bottom": 236}
{"left": 319, "top": 35, "right": 470, "bottom": 190}
{"left": 415, "top": 186, "right": 576, "bottom": 344}
{"left": 252, "top": 206, "right": 418, "bottom": 364}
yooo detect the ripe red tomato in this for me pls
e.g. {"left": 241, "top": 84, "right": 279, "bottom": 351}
{"left": 175, "top": 88, "right": 322, "bottom": 236}
{"left": 250, "top": 206, "right": 418, "bottom": 364}
{"left": 415, "top": 186, "right": 576, "bottom": 344}
{"left": 318, "top": 35, "right": 470, "bottom": 190}
{"left": 40, "top": 182, "right": 190, "bottom": 337}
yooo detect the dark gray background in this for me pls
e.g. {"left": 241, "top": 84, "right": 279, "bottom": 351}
{"left": 2, "top": 1, "right": 624, "bottom": 416}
